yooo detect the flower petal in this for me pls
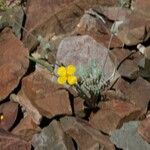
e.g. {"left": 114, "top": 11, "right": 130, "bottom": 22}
{"left": 57, "top": 76, "right": 67, "bottom": 85}
{"left": 66, "top": 65, "right": 76, "bottom": 75}
{"left": 57, "top": 66, "right": 66, "bottom": 76}
{"left": 67, "top": 76, "right": 77, "bottom": 85}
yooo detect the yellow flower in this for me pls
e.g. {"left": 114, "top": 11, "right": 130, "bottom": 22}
{"left": 57, "top": 76, "right": 67, "bottom": 85}
{"left": 57, "top": 66, "right": 66, "bottom": 76}
{"left": 67, "top": 76, "right": 77, "bottom": 85}
{"left": 66, "top": 65, "right": 76, "bottom": 75}
{"left": 0, "top": 114, "right": 4, "bottom": 121}
{"left": 57, "top": 65, "right": 77, "bottom": 85}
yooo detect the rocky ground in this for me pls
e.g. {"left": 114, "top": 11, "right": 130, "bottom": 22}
{"left": 0, "top": 0, "right": 150, "bottom": 150}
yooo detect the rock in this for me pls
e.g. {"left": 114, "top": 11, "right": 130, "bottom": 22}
{"left": 5, "top": 0, "right": 22, "bottom": 8}
{"left": 32, "top": 120, "right": 75, "bottom": 150}
{"left": 110, "top": 48, "right": 131, "bottom": 66}
{"left": 74, "top": 10, "right": 122, "bottom": 48}
{"left": 137, "top": 46, "right": 150, "bottom": 79}
{"left": 10, "top": 93, "right": 42, "bottom": 125}
{"left": 138, "top": 117, "right": 150, "bottom": 143}
{"left": 100, "top": 6, "right": 131, "bottom": 21}
{"left": 90, "top": 100, "right": 141, "bottom": 134}
{"left": 0, "top": 28, "right": 29, "bottom": 102}
{"left": 60, "top": 116, "right": 115, "bottom": 150}
{"left": 110, "top": 121, "right": 150, "bottom": 150}
{"left": 126, "top": 77, "right": 150, "bottom": 113}
{"left": 101, "top": 89, "right": 126, "bottom": 101}
{"left": 24, "top": 0, "right": 117, "bottom": 50}
{"left": 110, "top": 48, "right": 139, "bottom": 79}
{"left": 113, "top": 77, "right": 130, "bottom": 99}
{"left": 12, "top": 115, "right": 40, "bottom": 142}
{"left": 73, "top": 97, "right": 85, "bottom": 117}
{"left": 0, "top": 6, "right": 24, "bottom": 38}
{"left": 118, "top": 59, "right": 139, "bottom": 79}
{"left": 117, "top": 12, "right": 150, "bottom": 46}
{"left": 57, "top": 35, "right": 120, "bottom": 83}
{"left": 0, "top": 129, "right": 31, "bottom": 150}
{"left": 132, "top": 51, "right": 144, "bottom": 65}
{"left": 0, "top": 101, "right": 18, "bottom": 131}
{"left": 138, "top": 58, "right": 150, "bottom": 79}
{"left": 16, "top": 69, "right": 72, "bottom": 121}
{"left": 133, "top": 0, "right": 150, "bottom": 17}
{"left": 24, "top": 0, "right": 75, "bottom": 35}
{"left": 114, "top": 77, "right": 150, "bottom": 114}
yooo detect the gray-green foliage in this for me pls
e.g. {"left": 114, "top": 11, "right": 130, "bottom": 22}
{"left": 0, "top": 0, "right": 7, "bottom": 10}
{"left": 76, "top": 59, "right": 104, "bottom": 108}
{"left": 37, "top": 35, "right": 51, "bottom": 59}
{"left": 117, "top": 0, "right": 132, "bottom": 8}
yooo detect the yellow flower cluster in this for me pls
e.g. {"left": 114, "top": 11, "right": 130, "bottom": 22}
{"left": 57, "top": 65, "right": 77, "bottom": 85}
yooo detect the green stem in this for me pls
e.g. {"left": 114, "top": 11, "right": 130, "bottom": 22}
{"left": 28, "top": 56, "right": 54, "bottom": 72}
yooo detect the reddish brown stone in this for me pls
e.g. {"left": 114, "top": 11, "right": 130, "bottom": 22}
{"left": 138, "top": 117, "right": 150, "bottom": 143}
{"left": 0, "top": 129, "right": 31, "bottom": 150}
{"left": 0, "top": 28, "right": 29, "bottom": 101}
{"left": 110, "top": 48, "right": 131, "bottom": 67}
{"left": 90, "top": 100, "right": 141, "bottom": 134}
{"left": 133, "top": 0, "right": 150, "bottom": 17}
{"left": 114, "top": 77, "right": 150, "bottom": 114}
{"left": 118, "top": 59, "right": 139, "bottom": 80}
{"left": 0, "top": 101, "right": 18, "bottom": 131}
{"left": 18, "top": 69, "right": 72, "bottom": 120}
{"left": 117, "top": 12, "right": 150, "bottom": 46}
{"left": 110, "top": 48, "right": 139, "bottom": 79}
{"left": 101, "top": 6, "right": 131, "bottom": 21}
{"left": 24, "top": 0, "right": 117, "bottom": 50}
{"left": 74, "top": 12, "right": 122, "bottom": 48}
{"left": 12, "top": 115, "right": 40, "bottom": 142}
{"left": 60, "top": 116, "right": 115, "bottom": 150}
{"left": 74, "top": 97, "right": 85, "bottom": 117}
{"left": 24, "top": 0, "right": 76, "bottom": 35}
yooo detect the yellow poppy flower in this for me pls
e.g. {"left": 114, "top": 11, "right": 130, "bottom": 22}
{"left": 57, "top": 66, "right": 66, "bottom": 76}
{"left": 66, "top": 65, "right": 76, "bottom": 75}
{"left": 67, "top": 76, "right": 77, "bottom": 85}
{"left": 57, "top": 76, "right": 67, "bottom": 85}
{"left": 57, "top": 65, "right": 77, "bottom": 86}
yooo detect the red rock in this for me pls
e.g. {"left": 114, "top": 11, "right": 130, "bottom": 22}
{"left": 101, "top": 6, "right": 131, "bottom": 21}
{"left": 60, "top": 116, "right": 115, "bottom": 150}
{"left": 24, "top": 0, "right": 75, "bottom": 39}
{"left": 117, "top": 12, "right": 150, "bottom": 46}
{"left": 114, "top": 77, "right": 150, "bottom": 114}
{"left": 110, "top": 48, "right": 131, "bottom": 67}
{"left": 138, "top": 117, "right": 150, "bottom": 143}
{"left": 74, "top": 11, "right": 122, "bottom": 48}
{"left": 10, "top": 93, "right": 42, "bottom": 125}
{"left": 17, "top": 69, "right": 72, "bottom": 120}
{"left": 0, "top": 101, "right": 18, "bottom": 131}
{"left": 118, "top": 59, "right": 139, "bottom": 80}
{"left": 24, "top": 0, "right": 117, "bottom": 50}
{"left": 74, "top": 97, "right": 85, "bottom": 117}
{"left": 0, "top": 28, "right": 29, "bottom": 102}
{"left": 0, "top": 129, "right": 31, "bottom": 150}
{"left": 12, "top": 115, "right": 40, "bottom": 142}
{"left": 90, "top": 100, "right": 141, "bottom": 134}
{"left": 113, "top": 78, "right": 130, "bottom": 100}
{"left": 127, "top": 78, "right": 150, "bottom": 113}
{"left": 110, "top": 48, "right": 139, "bottom": 79}
{"left": 133, "top": 0, "right": 150, "bottom": 17}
